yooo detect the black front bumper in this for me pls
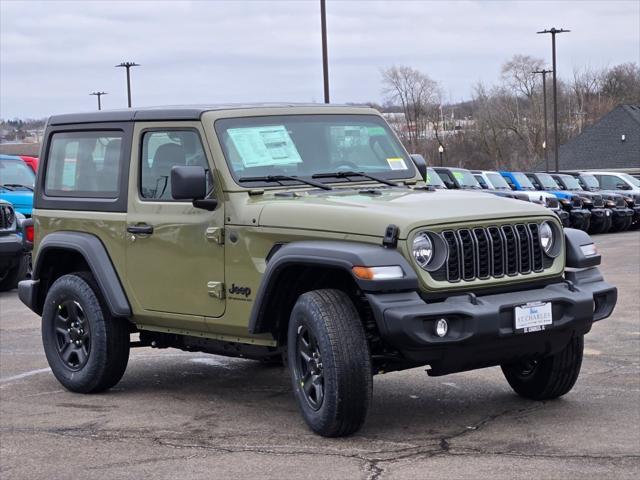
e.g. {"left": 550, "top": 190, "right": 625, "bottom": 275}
{"left": 0, "top": 234, "right": 24, "bottom": 270}
{"left": 569, "top": 208, "right": 591, "bottom": 230}
{"left": 554, "top": 209, "right": 570, "bottom": 227}
{"left": 366, "top": 268, "right": 616, "bottom": 376}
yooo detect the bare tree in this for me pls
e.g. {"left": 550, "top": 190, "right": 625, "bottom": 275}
{"left": 381, "top": 66, "right": 440, "bottom": 153}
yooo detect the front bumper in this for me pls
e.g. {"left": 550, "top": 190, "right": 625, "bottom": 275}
{"left": 611, "top": 207, "right": 634, "bottom": 228}
{"left": 0, "top": 233, "right": 24, "bottom": 270}
{"left": 553, "top": 209, "right": 570, "bottom": 227}
{"left": 366, "top": 267, "right": 616, "bottom": 376}
{"left": 590, "top": 208, "right": 612, "bottom": 231}
{"left": 569, "top": 208, "right": 591, "bottom": 230}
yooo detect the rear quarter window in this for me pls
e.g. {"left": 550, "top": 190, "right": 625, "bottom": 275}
{"left": 45, "top": 131, "right": 123, "bottom": 198}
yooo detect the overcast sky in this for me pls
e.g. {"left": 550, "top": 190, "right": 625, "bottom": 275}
{"left": 1, "top": 0, "right": 638, "bottom": 119}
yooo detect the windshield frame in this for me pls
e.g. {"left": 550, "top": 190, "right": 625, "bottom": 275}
{"left": 580, "top": 174, "right": 600, "bottom": 189}
{"left": 214, "top": 114, "right": 417, "bottom": 189}
{"left": 0, "top": 158, "right": 36, "bottom": 189}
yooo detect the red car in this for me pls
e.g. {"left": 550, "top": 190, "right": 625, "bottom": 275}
{"left": 20, "top": 156, "right": 39, "bottom": 172}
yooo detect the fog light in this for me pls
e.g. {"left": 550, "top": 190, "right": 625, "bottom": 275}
{"left": 435, "top": 319, "right": 448, "bottom": 337}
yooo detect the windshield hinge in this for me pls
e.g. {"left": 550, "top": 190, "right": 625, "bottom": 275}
{"left": 382, "top": 224, "right": 399, "bottom": 248}
{"left": 207, "top": 281, "right": 225, "bottom": 299}
{"left": 206, "top": 227, "right": 224, "bottom": 245}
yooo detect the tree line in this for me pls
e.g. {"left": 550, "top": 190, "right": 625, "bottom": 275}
{"left": 377, "top": 58, "right": 640, "bottom": 171}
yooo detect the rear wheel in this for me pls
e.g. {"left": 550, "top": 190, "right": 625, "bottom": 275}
{"left": 287, "top": 289, "right": 372, "bottom": 437}
{"left": 501, "top": 335, "right": 583, "bottom": 400}
{"left": 42, "top": 273, "right": 130, "bottom": 393}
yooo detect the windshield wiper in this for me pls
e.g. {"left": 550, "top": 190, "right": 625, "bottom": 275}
{"left": 0, "top": 183, "right": 34, "bottom": 191}
{"left": 312, "top": 171, "right": 400, "bottom": 187}
{"left": 238, "top": 175, "right": 332, "bottom": 191}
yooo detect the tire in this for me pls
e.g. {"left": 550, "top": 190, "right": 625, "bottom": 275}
{"left": 501, "top": 335, "right": 584, "bottom": 400}
{"left": 287, "top": 289, "right": 372, "bottom": 437}
{"left": 0, "top": 255, "right": 28, "bottom": 292}
{"left": 41, "top": 273, "right": 130, "bottom": 393}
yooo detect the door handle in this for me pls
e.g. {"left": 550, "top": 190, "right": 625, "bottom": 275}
{"left": 127, "top": 224, "right": 154, "bottom": 235}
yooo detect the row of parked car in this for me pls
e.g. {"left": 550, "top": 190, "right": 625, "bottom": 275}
{"left": 427, "top": 167, "right": 640, "bottom": 234}
{"left": 0, "top": 154, "right": 36, "bottom": 291}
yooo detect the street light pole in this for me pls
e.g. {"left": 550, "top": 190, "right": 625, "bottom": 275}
{"left": 438, "top": 144, "right": 444, "bottom": 167}
{"left": 533, "top": 69, "right": 552, "bottom": 172}
{"left": 537, "top": 28, "right": 569, "bottom": 172}
{"left": 90, "top": 91, "right": 107, "bottom": 111}
{"left": 320, "top": 0, "right": 330, "bottom": 104}
{"left": 115, "top": 61, "right": 140, "bottom": 108}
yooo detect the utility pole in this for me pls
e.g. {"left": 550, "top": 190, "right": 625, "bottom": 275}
{"left": 89, "top": 91, "right": 107, "bottom": 111}
{"left": 537, "top": 28, "right": 569, "bottom": 172}
{"left": 533, "top": 69, "right": 552, "bottom": 172}
{"left": 320, "top": 0, "right": 330, "bottom": 103}
{"left": 115, "top": 61, "right": 140, "bottom": 108}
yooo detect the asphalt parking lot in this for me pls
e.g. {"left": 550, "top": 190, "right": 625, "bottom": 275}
{"left": 1, "top": 231, "right": 639, "bottom": 480}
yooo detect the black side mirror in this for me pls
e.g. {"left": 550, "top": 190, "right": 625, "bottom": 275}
{"left": 410, "top": 154, "right": 427, "bottom": 181}
{"left": 616, "top": 183, "right": 632, "bottom": 190}
{"left": 171, "top": 166, "right": 217, "bottom": 211}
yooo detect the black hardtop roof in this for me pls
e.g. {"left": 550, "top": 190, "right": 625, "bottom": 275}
{"left": 48, "top": 103, "right": 367, "bottom": 126}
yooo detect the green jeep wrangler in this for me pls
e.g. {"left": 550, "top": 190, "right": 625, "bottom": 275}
{"left": 19, "top": 105, "right": 617, "bottom": 437}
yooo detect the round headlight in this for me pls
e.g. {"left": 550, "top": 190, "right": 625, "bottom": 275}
{"left": 539, "top": 221, "right": 554, "bottom": 254}
{"left": 412, "top": 232, "right": 433, "bottom": 270}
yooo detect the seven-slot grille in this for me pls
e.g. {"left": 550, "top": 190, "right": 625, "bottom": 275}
{"left": 571, "top": 196, "right": 583, "bottom": 208}
{"left": 432, "top": 223, "right": 546, "bottom": 283}
{"left": 592, "top": 194, "right": 604, "bottom": 208}
{"left": 0, "top": 204, "right": 15, "bottom": 230}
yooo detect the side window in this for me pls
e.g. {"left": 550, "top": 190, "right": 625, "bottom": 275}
{"left": 597, "top": 175, "right": 618, "bottom": 190}
{"left": 45, "top": 131, "right": 123, "bottom": 198}
{"left": 140, "top": 130, "right": 209, "bottom": 201}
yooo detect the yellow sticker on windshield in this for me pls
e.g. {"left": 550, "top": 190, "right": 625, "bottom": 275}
{"left": 387, "top": 158, "right": 408, "bottom": 170}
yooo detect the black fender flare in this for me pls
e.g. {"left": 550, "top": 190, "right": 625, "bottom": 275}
{"left": 248, "top": 241, "right": 418, "bottom": 334}
{"left": 564, "top": 228, "right": 601, "bottom": 269}
{"left": 31, "top": 231, "right": 131, "bottom": 317}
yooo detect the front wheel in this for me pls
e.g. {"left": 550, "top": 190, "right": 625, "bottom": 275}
{"left": 42, "top": 273, "right": 130, "bottom": 393}
{"left": 287, "top": 289, "right": 372, "bottom": 437}
{"left": 501, "top": 335, "right": 583, "bottom": 400}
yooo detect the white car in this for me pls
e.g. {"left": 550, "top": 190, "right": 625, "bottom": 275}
{"left": 584, "top": 171, "right": 640, "bottom": 194}
{"left": 472, "top": 170, "right": 559, "bottom": 207}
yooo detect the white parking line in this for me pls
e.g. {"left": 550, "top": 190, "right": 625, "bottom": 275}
{"left": 0, "top": 367, "right": 51, "bottom": 384}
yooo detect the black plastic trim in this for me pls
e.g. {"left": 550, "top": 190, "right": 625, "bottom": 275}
{"left": 564, "top": 228, "right": 601, "bottom": 268}
{"left": 248, "top": 241, "right": 418, "bottom": 334}
{"left": 27, "top": 232, "right": 131, "bottom": 317}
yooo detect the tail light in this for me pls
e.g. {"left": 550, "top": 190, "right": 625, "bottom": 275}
{"left": 25, "top": 224, "right": 34, "bottom": 243}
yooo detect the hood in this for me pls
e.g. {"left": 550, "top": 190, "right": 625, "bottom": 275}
{"left": 255, "top": 187, "right": 551, "bottom": 239}
{"left": 0, "top": 190, "right": 33, "bottom": 211}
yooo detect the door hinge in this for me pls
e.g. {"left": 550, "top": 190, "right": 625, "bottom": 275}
{"left": 207, "top": 281, "right": 225, "bottom": 299}
{"left": 205, "top": 227, "right": 224, "bottom": 245}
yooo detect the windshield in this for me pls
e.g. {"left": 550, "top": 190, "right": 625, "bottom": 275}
{"left": 513, "top": 172, "right": 536, "bottom": 190}
{"left": 451, "top": 169, "right": 481, "bottom": 188}
{"left": 426, "top": 168, "right": 446, "bottom": 188}
{"left": 558, "top": 174, "right": 582, "bottom": 190}
{"left": 215, "top": 115, "right": 415, "bottom": 186}
{"left": 581, "top": 174, "right": 599, "bottom": 189}
{"left": 620, "top": 173, "right": 640, "bottom": 187}
{"left": 536, "top": 173, "right": 560, "bottom": 189}
{"left": 486, "top": 172, "right": 511, "bottom": 190}
{"left": 0, "top": 159, "right": 36, "bottom": 189}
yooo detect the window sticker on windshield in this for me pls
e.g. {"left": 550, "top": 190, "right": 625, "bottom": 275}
{"left": 227, "top": 125, "right": 302, "bottom": 168}
{"left": 386, "top": 157, "right": 407, "bottom": 170}
{"left": 453, "top": 171, "right": 465, "bottom": 181}
{"left": 426, "top": 172, "right": 432, "bottom": 183}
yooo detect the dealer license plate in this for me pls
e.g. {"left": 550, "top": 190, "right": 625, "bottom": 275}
{"left": 514, "top": 301, "right": 553, "bottom": 333}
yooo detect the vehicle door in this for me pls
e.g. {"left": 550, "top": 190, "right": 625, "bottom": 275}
{"left": 125, "top": 123, "right": 225, "bottom": 330}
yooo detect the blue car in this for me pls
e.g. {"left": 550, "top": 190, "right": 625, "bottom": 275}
{"left": 500, "top": 171, "right": 591, "bottom": 231}
{"left": 0, "top": 154, "right": 35, "bottom": 217}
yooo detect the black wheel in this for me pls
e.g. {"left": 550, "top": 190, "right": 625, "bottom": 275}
{"left": 287, "top": 289, "right": 372, "bottom": 437}
{"left": 0, "top": 255, "right": 28, "bottom": 292}
{"left": 42, "top": 273, "right": 130, "bottom": 393}
{"left": 501, "top": 335, "right": 584, "bottom": 400}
